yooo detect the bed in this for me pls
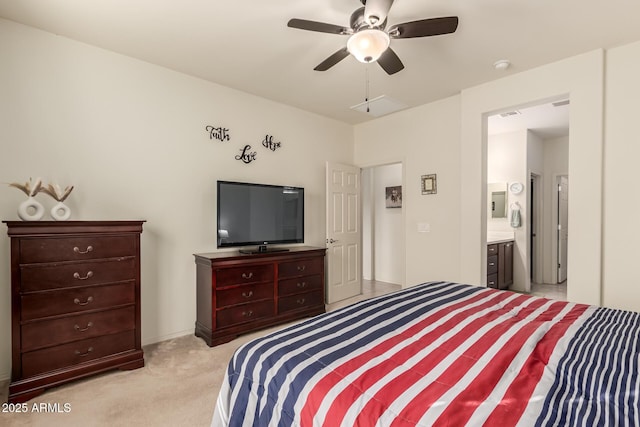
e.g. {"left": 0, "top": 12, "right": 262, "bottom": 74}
{"left": 212, "top": 281, "right": 640, "bottom": 426}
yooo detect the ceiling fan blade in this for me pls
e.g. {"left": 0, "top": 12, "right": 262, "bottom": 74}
{"left": 287, "top": 18, "right": 350, "bottom": 35}
{"left": 389, "top": 16, "right": 459, "bottom": 39}
{"left": 377, "top": 48, "right": 404, "bottom": 75}
{"left": 314, "top": 48, "right": 350, "bottom": 71}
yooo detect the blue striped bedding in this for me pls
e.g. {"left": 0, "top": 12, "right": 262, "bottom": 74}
{"left": 213, "top": 281, "right": 640, "bottom": 426}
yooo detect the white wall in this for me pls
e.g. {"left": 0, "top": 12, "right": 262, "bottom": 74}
{"left": 487, "top": 130, "right": 528, "bottom": 291}
{"left": 355, "top": 96, "right": 462, "bottom": 286}
{"left": 5, "top": 16, "right": 640, "bottom": 383}
{"left": 461, "top": 50, "right": 604, "bottom": 307}
{"left": 487, "top": 131, "right": 569, "bottom": 291}
{"left": 0, "top": 19, "right": 353, "bottom": 380}
{"left": 371, "top": 163, "right": 403, "bottom": 284}
{"left": 527, "top": 130, "right": 545, "bottom": 288}
{"left": 542, "top": 136, "right": 569, "bottom": 284}
{"left": 603, "top": 40, "right": 640, "bottom": 312}
{"left": 357, "top": 50, "right": 607, "bottom": 309}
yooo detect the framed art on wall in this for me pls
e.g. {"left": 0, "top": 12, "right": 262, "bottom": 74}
{"left": 421, "top": 174, "right": 437, "bottom": 195}
{"left": 385, "top": 186, "right": 402, "bottom": 208}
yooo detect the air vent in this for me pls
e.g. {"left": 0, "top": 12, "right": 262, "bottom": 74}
{"left": 499, "top": 110, "right": 521, "bottom": 118}
{"left": 552, "top": 99, "right": 570, "bottom": 107}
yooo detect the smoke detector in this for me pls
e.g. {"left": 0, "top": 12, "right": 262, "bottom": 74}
{"left": 493, "top": 60, "right": 511, "bottom": 71}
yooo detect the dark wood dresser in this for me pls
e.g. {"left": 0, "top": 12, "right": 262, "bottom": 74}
{"left": 3, "top": 220, "right": 145, "bottom": 403}
{"left": 194, "top": 247, "right": 326, "bottom": 347}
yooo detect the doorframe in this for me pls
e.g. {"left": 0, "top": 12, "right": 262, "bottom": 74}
{"left": 483, "top": 95, "right": 569, "bottom": 294}
{"left": 529, "top": 172, "right": 543, "bottom": 285}
{"left": 554, "top": 174, "right": 569, "bottom": 284}
{"left": 359, "top": 160, "right": 406, "bottom": 289}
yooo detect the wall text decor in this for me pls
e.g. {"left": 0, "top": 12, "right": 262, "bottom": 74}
{"left": 262, "top": 134, "right": 282, "bottom": 151}
{"left": 236, "top": 145, "right": 257, "bottom": 164}
{"left": 206, "top": 125, "right": 231, "bottom": 142}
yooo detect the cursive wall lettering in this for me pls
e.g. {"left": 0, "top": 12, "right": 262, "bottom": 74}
{"left": 206, "top": 125, "right": 230, "bottom": 142}
{"left": 262, "top": 134, "right": 282, "bottom": 151}
{"left": 235, "top": 145, "right": 257, "bottom": 164}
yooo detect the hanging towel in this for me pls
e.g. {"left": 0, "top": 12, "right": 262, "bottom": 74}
{"left": 510, "top": 206, "right": 521, "bottom": 228}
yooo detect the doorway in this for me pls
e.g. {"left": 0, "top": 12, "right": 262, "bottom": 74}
{"left": 486, "top": 97, "right": 569, "bottom": 297}
{"left": 557, "top": 175, "right": 569, "bottom": 283}
{"left": 362, "top": 163, "right": 404, "bottom": 286}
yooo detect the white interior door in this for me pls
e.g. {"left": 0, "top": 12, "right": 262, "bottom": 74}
{"left": 326, "top": 162, "right": 362, "bottom": 303}
{"left": 557, "top": 176, "right": 569, "bottom": 283}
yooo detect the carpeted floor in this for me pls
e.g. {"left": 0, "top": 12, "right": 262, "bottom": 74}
{"left": 0, "top": 280, "right": 400, "bottom": 427}
{"left": 0, "top": 330, "right": 263, "bottom": 427}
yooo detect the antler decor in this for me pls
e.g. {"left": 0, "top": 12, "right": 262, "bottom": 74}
{"left": 9, "top": 177, "right": 43, "bottom": 197}
{"left": 40, "top": 182, "right": 74, "bottom": 202}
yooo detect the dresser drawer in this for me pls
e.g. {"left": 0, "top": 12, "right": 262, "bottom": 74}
{"left": 216, "top": 301, "right": 273, "bottom": 328}
{"left": 487, "top": 255, "right": 498, "bottom": 275}
{"left": 487, "top": 274, "right": 498, "bottom": 289}
{"left": 216, "top": 264, "right": 273, "bottom": 288}
{"left": 279, "top": 290, "right": 323, "bottom": 314}
{"left": 278, "top": 275, "right": 322, "bottom": 297}
{"left": 487, "top": 244, "right": 498, "bottom": 256}
{"left": 19, "top": 235, "right": 137, "bottom": 263}
{"left": 278, "top": 257, "right": 323, "bottom": 279}
{"left": 216, "top": 283, "right": 272, "bottom": 308}
{"left": 21, "top": 330, "right": 136, "bottom": 378}
{"left": 21, "top": 306, "right": 135, "bottom": 352}
{"left": 20, "top": 257, "right": 136, "bottom": 292}
{"left": 21, "top": 282, "right": 135, "bottom": 321}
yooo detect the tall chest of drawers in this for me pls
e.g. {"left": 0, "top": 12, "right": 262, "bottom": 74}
{"left": 194, "top": 247, "right": 326, "bottom": 347}
{"left": 3, "top": 220, "right": 145, "bottom": 403}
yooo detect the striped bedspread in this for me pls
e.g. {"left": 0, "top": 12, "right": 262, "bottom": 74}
{"left": 213, "top": 281, "right": 640, "bottom": 426}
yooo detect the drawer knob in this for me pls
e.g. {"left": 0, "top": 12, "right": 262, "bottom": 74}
{"left": 241, "top": 272, "right": 254, "bottom": 280}
{"left": 75, "top": 347, "right": 94, "bottom": 357}
{"left": 297, "top": 265, "right": 306, "bottom": 272}
{"left": 74, "top": 321, "right": 93, "bottom": 332}
{"left": 488, "top": 262, "right": 495, "bottom": 267}
{"left": 297, "top": 282, "right": 307, "bottom": 288}
{"left": 73, "top": 271, "right": 94, "bottom": 280}
{"left": 73, "top": 245, "right": 94, "bottom": 254}
{"left": 296, "top": 298, "right": 306, "bottom": 305}
{"left": 241, "top": 291, "right": 254, "bottom": 298}
{"left": 74, "top": 296, "right": 94, "bottom": 306}
{"left": 242, "top": 310, "right": 253, "bottom": 318}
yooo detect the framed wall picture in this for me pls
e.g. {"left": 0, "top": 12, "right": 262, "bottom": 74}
{"left": 385, "top": 186, "right": 402, "bottom": 208}
{"left": 421, "top": 174, "right": 437, "bottom": 195}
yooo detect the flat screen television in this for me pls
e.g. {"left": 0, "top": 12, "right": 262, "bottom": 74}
{"left": 217, "top": 180, "right": 304, "bottom": 253}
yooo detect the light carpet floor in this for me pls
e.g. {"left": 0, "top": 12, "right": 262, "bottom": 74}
{"left": 0, "top": 280, "right": 400, "bottom": 427}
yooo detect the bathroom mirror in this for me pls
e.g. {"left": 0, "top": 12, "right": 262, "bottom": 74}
{"left": 488, "top": 183, "right": 508, "bottom": 219}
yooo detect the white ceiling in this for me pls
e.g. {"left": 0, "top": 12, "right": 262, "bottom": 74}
{"left": 487, "top": 99, "right": 570, "bottom": 139}
{"left": 1, "top": 0, "right": 640, "bottom": 126}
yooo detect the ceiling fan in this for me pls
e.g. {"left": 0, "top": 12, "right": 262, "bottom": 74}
{"left": 287, "top": 0, "right": 459, "bottom": 75}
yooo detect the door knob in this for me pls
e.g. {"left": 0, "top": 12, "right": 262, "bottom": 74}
{"left": 328, "top": 238, "right": 339, "bottom": 244}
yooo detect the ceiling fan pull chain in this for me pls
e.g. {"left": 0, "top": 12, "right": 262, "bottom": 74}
{"left": 365, "top": 66, "right": 370, "bottom": 113}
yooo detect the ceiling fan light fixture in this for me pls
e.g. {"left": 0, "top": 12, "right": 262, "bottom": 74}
{"left": 347, "top": 29, "right": 390, "bottom": 63}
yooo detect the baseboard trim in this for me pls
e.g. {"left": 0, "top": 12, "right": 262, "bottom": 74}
{"left": 141, "top": 329, "right": 193, "bottom": 347}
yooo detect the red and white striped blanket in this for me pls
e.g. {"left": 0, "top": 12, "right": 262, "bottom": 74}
{"left": 213, "top": 281, "right": 640, "bottom": 426}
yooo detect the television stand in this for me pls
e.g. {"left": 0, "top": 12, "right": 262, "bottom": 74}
{"left": 194, "top": 246, "right": 326, "bottom": 346}
{"left": 239, "top": 245, "right": 289, "bottom": 254}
